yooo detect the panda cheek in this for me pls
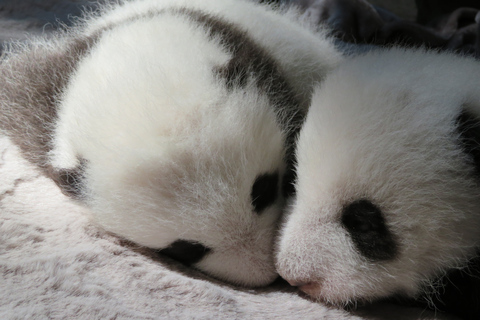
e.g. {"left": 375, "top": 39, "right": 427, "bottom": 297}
{"left": 157, "top": 240, "right": 211, "bottom": 266}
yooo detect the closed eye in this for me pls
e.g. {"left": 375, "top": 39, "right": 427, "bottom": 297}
{"left": 157, "top": 240, "right": 211, "bottom": 266}
{"left": 251, "top": 171, "right": 279, "bottom": 214}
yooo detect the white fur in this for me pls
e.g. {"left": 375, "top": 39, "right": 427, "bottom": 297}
{"left": 276, "top": 48, "right": 480, "bottom": 302}
{"left": 81, "top": 0, "right": 340, "bottom": 110}
{"left": 49, "top": 0, "right": 340, "bottom": 287}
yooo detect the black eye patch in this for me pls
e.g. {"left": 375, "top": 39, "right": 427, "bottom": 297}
{"left": 157, "top": 240, "right": 211, "bottom": 266}
{"left": 341, "top": 199, "right": 398, "bottom": 261}
{"left": 251, "top": 171, "right": 279, "bottom": 214}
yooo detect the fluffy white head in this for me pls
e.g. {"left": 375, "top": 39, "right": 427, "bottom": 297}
{"left": 50, "top": 8, "right": 291, "bottom": 287}
{"left": 276, "top": 48, "right": 480, "bottom": 303}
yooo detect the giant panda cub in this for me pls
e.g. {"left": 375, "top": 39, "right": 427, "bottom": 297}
{"left": 0, "top": 0, "right": 340, "bottom": 287}
{"left": 275, "top": 48, "right": 480, "bottom": 314}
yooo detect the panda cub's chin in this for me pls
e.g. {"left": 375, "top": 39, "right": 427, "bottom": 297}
{"left": 276, "top": 47, "right": 480, "bottom": 307}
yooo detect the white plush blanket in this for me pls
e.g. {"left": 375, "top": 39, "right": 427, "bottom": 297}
{"left": 0, "top": 1, "right": 458, "bottom": 319}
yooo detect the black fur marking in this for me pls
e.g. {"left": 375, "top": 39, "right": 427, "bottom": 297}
{"left": 177, "top": 8, "right": 301, "bottom": 113}
{"left": 52, "top": 158, "right": 88, "bottom": 199}
{"left": 341, "top": 199, "right": 397, "bottom": 261}
{"left": 251, "top": 171, "right": 279, "bottom": 213}
{"left": 158, "top": 240, "right": 211, "bottom": 266}
{"left": 214, "top": 60, "right": 248, "bottom": 89}
{"left": 281, "top": 167, "right": 296, "bottom": 199}
{"left": 456, "top": 109, "right": 480, "bottom": 178}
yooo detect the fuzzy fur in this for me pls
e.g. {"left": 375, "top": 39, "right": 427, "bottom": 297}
{"left": 3, "top": 132, "right": 453, "bottom": 320}
{"left": 0, "top": 0, "right": 340, "bottom": 287}
{"left": 276, "top": 48, "right": 480, "bottom": 304}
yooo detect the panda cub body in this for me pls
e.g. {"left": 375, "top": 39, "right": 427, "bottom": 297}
{"left": 276, "top": 48, "right": 480, "bottom": 306}
{"left": 0, "top": 0, "right": 340, "bottom": 287}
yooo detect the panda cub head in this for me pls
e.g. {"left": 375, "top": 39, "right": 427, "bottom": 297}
{"left": 48, "top": 6, "right": 309, "bottom": 287}
{"left": 276, "top": 48, "right": 480, "bottom": 304}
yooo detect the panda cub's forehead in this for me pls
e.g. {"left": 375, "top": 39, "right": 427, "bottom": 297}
{"left": 297, "top": 54, "right": 467, "bottom": 202}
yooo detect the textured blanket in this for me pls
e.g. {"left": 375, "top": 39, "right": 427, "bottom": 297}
{"left": 0, "top": 1, "right": 459, "bottom": 319}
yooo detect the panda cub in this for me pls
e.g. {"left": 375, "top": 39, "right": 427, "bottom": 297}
{"left": 276, "top": 48, "right": 480, "bottom": 310}
{"left": 0, "top": 0, "right": 340, "bottom": 287}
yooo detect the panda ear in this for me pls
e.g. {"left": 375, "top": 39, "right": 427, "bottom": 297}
{"left": 456, "top": 107, "right": 480, "bottom": 177}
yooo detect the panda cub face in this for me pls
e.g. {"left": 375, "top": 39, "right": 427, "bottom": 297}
{"left": 159, "top": 167, "right": 281, "bottom": 267}
{"left": 86, "top": 92, "right": 286, "bottom": 287}
{"left": 276, "top": 48, "right": 480, "bottom": 304}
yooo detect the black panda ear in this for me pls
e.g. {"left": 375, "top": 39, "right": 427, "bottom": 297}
{"left": 456, "top": 108, "right": 480, "bottom": 178}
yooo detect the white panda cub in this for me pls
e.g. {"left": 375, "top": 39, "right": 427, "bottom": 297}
{"left": 276, "top": 48, "right": 480, "bottom": 305}
{"left": 0, "top": 0, "right": 340, "bottom": 287}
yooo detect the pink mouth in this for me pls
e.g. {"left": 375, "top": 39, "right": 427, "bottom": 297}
{"left": 298, "top": 282, "right": 321, "bottom": 296}
{"left": 285, "top": 279, "right": 321, "bottom": 296}
{"left": 286, "top": 279, "right": 357, "bottom": 307}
